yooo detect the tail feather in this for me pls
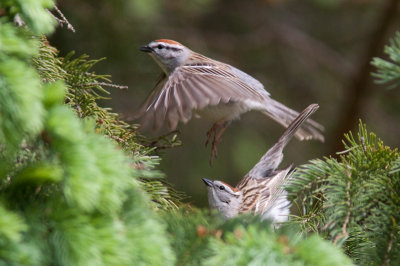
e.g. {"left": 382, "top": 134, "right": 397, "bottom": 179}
{"left": 261, "top": 99, "right": 324, "bottom": 142}
{"left": 246, "top": 104, "right": 320, "bottom": 179}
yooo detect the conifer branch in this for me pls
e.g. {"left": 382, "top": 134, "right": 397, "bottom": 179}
{"left": 333, "top": 170, "right": 351, "bottom": 244}
{"left": 372, "top": 31, "right": 400, "bottom": 90}
{"left": 144, "top": 130, "right": 182, "bottom": 150}
{"left": 287, "top": 122, "right": 400, "bottom": 264}
{"left": 382, "top": 218, "right": 396, "bottom": 266}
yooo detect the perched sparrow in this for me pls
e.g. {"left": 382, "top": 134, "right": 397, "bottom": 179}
{"left": 202, "top": 104, "right": 319, "bottom": 225}
{"left": 137, "top": 39, "right": 324, "bottom": 162}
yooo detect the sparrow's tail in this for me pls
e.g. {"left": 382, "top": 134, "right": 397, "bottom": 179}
{"left": 260, "top": 99, "right": 324, "bottom": 143}
{"left": 246, "top": 103, "right": 320, "bottom": 179}
{"left": 238, "top": 104, "right": 320, "bottom": 226}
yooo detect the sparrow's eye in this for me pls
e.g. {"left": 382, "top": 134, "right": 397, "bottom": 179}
{"left": 219, "top": 186, "right": 225, "bottom": 191}
{"left": 157, "top": 44, "right": 164, "bottom": 49}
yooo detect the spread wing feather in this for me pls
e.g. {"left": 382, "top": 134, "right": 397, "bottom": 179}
{"left": 136, "top": 64, "right": 265, "bottom": 131}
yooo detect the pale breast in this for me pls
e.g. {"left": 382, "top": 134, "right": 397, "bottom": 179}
{"left": 195, "top": 101, "right": 250, "bottom": 122}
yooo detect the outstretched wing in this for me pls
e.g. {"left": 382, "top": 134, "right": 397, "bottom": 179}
{"left": 135, "top": 60, "right": 266, "bottom": 131}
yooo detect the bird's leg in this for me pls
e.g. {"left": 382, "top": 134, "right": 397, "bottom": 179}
{"left": 208, "top": 120, "right": 231, "bottom": 165}
{"left": 205, "top": 122, "right": 221, "bottom": 147}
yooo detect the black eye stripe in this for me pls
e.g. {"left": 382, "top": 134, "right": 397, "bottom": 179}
{"left": 153, "top": 45, "right": 180, "bottom": 52}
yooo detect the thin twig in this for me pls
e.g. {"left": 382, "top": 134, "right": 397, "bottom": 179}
{"left": 144, "top": 130, "right": 182, "bottom": 150}
{"left": 47, "top": 6, "right": 75, "bottom": 32}
{"left": 53, "top": 6, "right": 75, "bottom": 32}
{"left": 75, "top": 104, "right": 83, "bottom": 118}
{"left": 86, "top": 82, "right": 128, "bottom": 90}
{"left": 109, "top": 135, "right": 127, "bottom": 144}
{"left": 151, "top": 130, "right": 180, "bottom": 142}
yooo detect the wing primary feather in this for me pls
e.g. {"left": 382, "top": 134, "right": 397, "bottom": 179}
{"left": 182, "top": 79, "right": 203, "bottom": 109}
{"left": 152, "top": 87, "right": 167, "bottom": 111}
{"left": 194, "top": 77, "right": 219, "bottom": 99}
{"left": 185, "top": 77, "right": 212, "bottom": 108}
{"left": 172, "top": 85, "right": 188, "bottom": 122}
{"left": 176, "top": 82, "right": 195, "bottom": 116}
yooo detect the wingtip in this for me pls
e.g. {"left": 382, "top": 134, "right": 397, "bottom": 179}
{"left": 294, "top": 132, "right": 325, "bottom": 142}
{"left": 292, "top": 104, "right": 325, "bottom": 142}
{"left": 306, "top": 103, "right": 319, "bottom": 115}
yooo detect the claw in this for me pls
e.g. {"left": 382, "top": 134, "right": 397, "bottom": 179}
{"left": 205, "top": 123, "right": 218, "bottom": 147}
{"left": 209, "top": 137, "right": 220, "bottom": 165}
{"left": 205, "top": 129, "right": 213, "bottom": 147}
{"left": 207, "top": 121, "right": 230, "bottom": 166}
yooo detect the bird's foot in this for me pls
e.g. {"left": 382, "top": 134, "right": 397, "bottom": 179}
{"left": 209, "top": 136, "right": 222, "bottom": 165}
{"left": 206, "top": 120, "right": 230, "bottom": 165}
{"left": 205, "top": 123, "right": 219, "bottom": 147}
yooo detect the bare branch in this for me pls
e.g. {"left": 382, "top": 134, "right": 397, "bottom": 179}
{"left": 86, "top": 82, "right": 128, "bottom": 90}
{"left": 48, "top": 6, "right": 75, "bottom": 33}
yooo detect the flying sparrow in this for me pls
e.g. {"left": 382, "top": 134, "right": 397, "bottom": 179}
{"left": 202, "top": 104, "right": 319, "bottom": 225}
{"left": 137, "top": 39, "right": 324, "bottom": 163}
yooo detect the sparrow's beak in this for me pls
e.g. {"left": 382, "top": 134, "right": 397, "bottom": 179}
{"left": 140, "top": 45, "right": 153, "bottom": 53}
{"left": 202, "top": 178, "right": 213, "bottom": 187}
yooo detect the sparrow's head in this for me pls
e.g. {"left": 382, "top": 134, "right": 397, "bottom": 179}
{"left": 202, "top": 178, "right": 242, "bottom": 218}
{"left": 140, "top": 39, "right": 191, "bottom": 74}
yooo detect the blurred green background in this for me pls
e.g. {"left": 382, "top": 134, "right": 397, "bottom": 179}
{"left": 50, "top": 0, "right": 400, "bottom": 207}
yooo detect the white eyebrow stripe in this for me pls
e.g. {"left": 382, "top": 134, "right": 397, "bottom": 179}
{"left": 182, "top": 65, "right": 213, "bottom": 69}
{"left": 152, "top": 42, "right": 183, "bottom": 50}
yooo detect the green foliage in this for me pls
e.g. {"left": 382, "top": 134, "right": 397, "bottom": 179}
{"left": 372, "top": 32, "right": 400, "bottom": 89}
{"left": 164, "top": 208, "right": 353, "bottom": 266}
{"left": 2, "top": 1, "right": 398, "bottom": 265}
{"left": 0, "top": 0, "right": 56, "bottom": 34}
{"left": 163, "top": 208, "right": 219, "bottom": 265}
{"left": 0, "top": 23, "right": 44, "bottom": 170}
{"left": 287, "top": 121, "right": 400, "bottom": 265}
{"left": 0, "top": 2, "right": 176, "bottom": 265}
{"left": 0, "top": 204, "right": 35, "bottom": 265}
{"left": 206, "top": 226, "right": 353, "bottom": 266}
{"left": 0, "top": 22, "right": 38, "bottom": 58}
{"left": 31, "top": 36, "right": 182, "bottom": 210}
{"left": 45, "top": 105, "right": 133, "bottom": 213}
